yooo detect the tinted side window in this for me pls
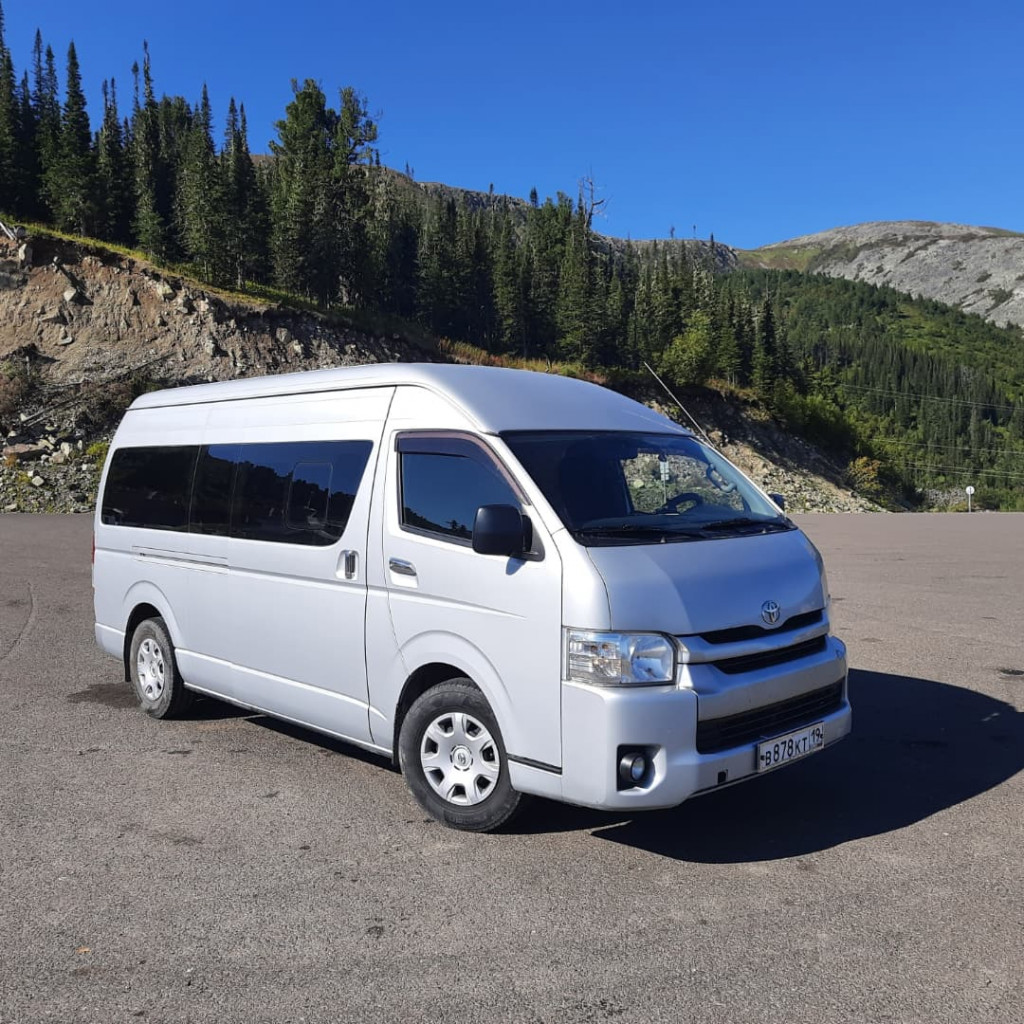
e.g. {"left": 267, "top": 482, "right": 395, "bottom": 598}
{"left": 232, "top": 441, "right": 372, "bottom": 545}
{"left": 101, "top": 446, "right": 198, "bottom": 531}
{"left": 190, "top": 445, "right": 238, "bottom": 536}
{"left": 401, "top": 452, "right": 519, "bottom": 542}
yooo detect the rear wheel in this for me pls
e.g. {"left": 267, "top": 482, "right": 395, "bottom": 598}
{"left": 128, "top": 617, "right": 193, "bottom": 719}
{"left": 398, "top": 679, "right": 526, "bottom": 832}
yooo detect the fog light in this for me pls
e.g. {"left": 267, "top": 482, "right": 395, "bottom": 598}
{"left": 619, "top": 752, "right": 647, "bottom": 785}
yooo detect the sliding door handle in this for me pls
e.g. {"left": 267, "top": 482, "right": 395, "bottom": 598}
{"left": 388, "top": 558, "right": 417, "bottom": 577}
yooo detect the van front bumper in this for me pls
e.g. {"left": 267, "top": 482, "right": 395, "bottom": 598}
{"left": 550, "top": 636, "right": 851, "bottom": 811}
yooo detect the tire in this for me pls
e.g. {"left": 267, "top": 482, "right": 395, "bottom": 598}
{"left": 398, "top": 679, "right": 527, "bottom": 832}
{"left": 128, "top": 617, "right": 193, "bottom": 719}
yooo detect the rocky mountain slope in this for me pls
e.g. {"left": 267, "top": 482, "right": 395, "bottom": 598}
{"left": 738, "top": 220, "right": 1024, "bottom": 329}
{"left": 0, "top": 233, "right": 878, "bottom": 514}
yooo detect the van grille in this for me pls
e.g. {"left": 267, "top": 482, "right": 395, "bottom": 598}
{"left": 699, "top": 609, "right": 823, "bottom": 645}
{"left": 712, "top": 635, "right": 828, "bottom": 675}
{"left": 696, "top": 680, "right": 844, "bottom": 754}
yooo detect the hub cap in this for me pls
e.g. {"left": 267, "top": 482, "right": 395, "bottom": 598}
{"left": 420, "top": 712, "right": 500, "bottom": 806}
{"left": 136, "top": 637, "right": 166, "bottom": 701}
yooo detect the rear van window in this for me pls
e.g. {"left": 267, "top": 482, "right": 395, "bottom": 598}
{"left": 101, "top": 441, "right": 372, "bottom": 545}
{"left": 100, "top": 446, "right": 199, "bottom": 531}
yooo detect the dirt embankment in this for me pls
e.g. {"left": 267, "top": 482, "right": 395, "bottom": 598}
{"left": 0, "top": 233, "right": 878, "bottom": 514}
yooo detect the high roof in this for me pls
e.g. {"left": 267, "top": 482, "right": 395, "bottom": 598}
{"left": 129, "top": 363, "right": 687, "bottom": 435}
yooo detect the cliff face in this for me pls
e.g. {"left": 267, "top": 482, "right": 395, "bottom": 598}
{"left": 0, "top": 234, "right": 876, "bottom": 514}
{"left": 0, "top": 234, "right": 431, "bottom": 389}
{"left": 740, "top": 220, "right": 1024, "bottom": 329}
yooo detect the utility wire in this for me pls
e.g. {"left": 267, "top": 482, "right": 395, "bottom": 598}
{"left": 871, "top": 437, "right": 1024, "bottom": 459}
{"left": 834, "top": 381, "right": 1021, "bottom": 413}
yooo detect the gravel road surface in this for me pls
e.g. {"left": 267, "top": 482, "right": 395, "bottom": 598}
{"left": 1, "top": 513, "right": 1022, "bottom": 1023}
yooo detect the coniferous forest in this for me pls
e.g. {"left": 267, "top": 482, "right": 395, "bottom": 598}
{"left": 2, "top": 10, "right": 1024, "bottom": 508}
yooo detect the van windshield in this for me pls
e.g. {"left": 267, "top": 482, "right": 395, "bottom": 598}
{"left": 502, "top": 431, "right": 792, "bottom": 545}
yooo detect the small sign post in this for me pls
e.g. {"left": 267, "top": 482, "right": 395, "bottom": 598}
{"left": 965, "top": 485, "right": 975, "bottom": 513}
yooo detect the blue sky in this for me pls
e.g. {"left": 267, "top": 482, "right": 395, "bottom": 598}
{"left": 4, "top": 0, "right": 1022, "bottom": 248}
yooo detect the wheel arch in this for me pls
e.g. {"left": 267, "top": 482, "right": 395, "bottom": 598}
{"left": 392, "top": 662, "right": 471, "bottom": 766}
{"left": 121, "top": 586, "right": 182, "bottom": 682}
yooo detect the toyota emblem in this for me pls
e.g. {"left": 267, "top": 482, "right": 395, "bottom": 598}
{"left": 761, "top": 600, "right": 781, "bottom": 625}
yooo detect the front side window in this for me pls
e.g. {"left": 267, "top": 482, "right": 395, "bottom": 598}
{"left": 503, "top": 431, "right": 791, "bottom": 546}
{"left": 399, "top": 438, "right": 520, "bottom": 544}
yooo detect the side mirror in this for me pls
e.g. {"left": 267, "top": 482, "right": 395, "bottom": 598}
{"left": 768, "top": 492, "right": 786, "bottom": 511}
{"left": 472, "top": 504, "right": 529, "bottom": 557}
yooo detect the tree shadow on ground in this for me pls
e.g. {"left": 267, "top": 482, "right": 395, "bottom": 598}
{"left": 518, "top": 669, "right": 1024, "bottom": 861}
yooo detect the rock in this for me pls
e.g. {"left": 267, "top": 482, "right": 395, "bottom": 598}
{"left": 39, "top": 309, "right": 65, "bottom": 325}
{"left": 63, "top": 286, "right": 81, "bottom": 304}
{"left": 60, "top": 442, "right": 72, "bottom": 456}
{"left": 275, "top": 327, "right": 292, "bottom": 344}
{"left": 156, "top": 280, "right": 175, "bottom": 301}
{"left": 57, "top": 334, "right": 74, "bottom": 346}
{"left": 203, "top": 338, "right": 223, "bottom": 358}
{"left": 17, "top": 242, "right": 32, "bottom": 268}
{"left": 31, "top": 475, "right": 44, "bottom": 487}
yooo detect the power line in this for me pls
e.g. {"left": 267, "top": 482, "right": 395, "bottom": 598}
{"left": 872, "top": 437, "right": 1024, "bottom": 459}
{"left": 835, "top": 381, "right": 1021, "bottom": 413}
{"left": 902, "top": 462, "right": 1024, "bottom": 481}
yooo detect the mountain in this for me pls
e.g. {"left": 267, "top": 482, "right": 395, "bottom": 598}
{"left": 736, "top": 221, "right": 1024, "bottom": 329}
{"left": 0, "top": 232, "right": 876, "bottom": 514}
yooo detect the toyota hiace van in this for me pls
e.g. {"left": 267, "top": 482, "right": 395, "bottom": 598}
{"left": 93, "top": 364, "right": 850, "bottom": 831}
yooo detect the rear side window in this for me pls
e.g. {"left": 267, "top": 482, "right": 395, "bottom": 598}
{"left": 101, "top": 440, "right": 372, "bottom": 544}
{"left": 101, "top": 446, "right": 198, "bottom": 530}
{"left": 232, "top": 441, "right": 372, "bottom": 545}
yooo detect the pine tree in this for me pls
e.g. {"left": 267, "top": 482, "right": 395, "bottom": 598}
{"left": 269, "top": 79, "right": 338, "bottom": 301}
{"left": 31, "top": 34, "right": 60, "bottom": 220}
{"left": 178, "top": 84, "right": 224, "bottom": 280}
{"left": 96, "top": 79, "right": 132, "bottom": 242}
{"left": 47, "top": 42, "right": 96, "bottom": 233}
{"left": 753, "top": 293, "right": 779, "bottom": 398}
{"left": 131, "top": 46, "right": 168, "bottom": 255}
{"left": 0, "top": 1, "right": 20, "bottom": 213}
{"left": 220, "top": 100, "right": 269, "bottom": 287}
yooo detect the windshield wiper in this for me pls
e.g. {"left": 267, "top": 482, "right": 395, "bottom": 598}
{"left": 698, "top": 516, "right": 790, "bottom": 533}
{"left": 574, "top": 523, "right": 704, "bottom": 542}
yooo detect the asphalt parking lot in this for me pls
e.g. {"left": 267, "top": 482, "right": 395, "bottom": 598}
{"left": 1, "top": 513, "right": 1022, "bottom": 1024}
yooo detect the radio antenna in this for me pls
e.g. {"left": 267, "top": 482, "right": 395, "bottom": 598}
{"left": 642, "top": 361, "right": 713, "bottom": 444}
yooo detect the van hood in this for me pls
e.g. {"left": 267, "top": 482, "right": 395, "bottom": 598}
{"left": 584, "top": 527, "right": 826, "bottom": 636}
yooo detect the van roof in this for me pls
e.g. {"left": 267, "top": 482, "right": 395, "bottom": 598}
{"left": 129, "top": 363, "right": 689, "bottom": 435}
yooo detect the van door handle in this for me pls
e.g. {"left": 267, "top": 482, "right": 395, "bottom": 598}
{"left": 388, "top": 558, "right": 417, "bottom": 577}
{"left": 336, "top": 549, "right": 358, "bottom": 580}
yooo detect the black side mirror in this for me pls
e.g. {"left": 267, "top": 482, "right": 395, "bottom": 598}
{"left": 472, "top": 504, "right": 528, "bottom": 557}
{"left": 768, "top": 492, "right": 786, "bottom": 511}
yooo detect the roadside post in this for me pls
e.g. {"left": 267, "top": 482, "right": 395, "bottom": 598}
{"left": 966, "top": 484, "right": 975, "bottom": 512}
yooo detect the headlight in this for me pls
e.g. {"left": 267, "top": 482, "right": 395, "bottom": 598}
{"left": 565, "top": 629, "right": 676, "bottom": 686}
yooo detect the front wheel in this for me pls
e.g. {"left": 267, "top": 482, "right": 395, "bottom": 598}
{"left": 128, "top": 616, "right": 193, "bottom": 719}
{"left": 398, "top": 679, "right": 526, "bottom": 832}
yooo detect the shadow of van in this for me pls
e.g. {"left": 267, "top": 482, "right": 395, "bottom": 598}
{"left": 522, "top": 669, "right": 1024, "bottom": 861}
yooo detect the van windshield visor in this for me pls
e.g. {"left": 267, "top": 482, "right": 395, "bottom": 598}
{"left": 501, "top": 431, "right": 792, "bottom": 545}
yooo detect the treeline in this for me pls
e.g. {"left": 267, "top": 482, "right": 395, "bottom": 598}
{"left": 2, "top": 11, "right": 1024, "bottom": 506}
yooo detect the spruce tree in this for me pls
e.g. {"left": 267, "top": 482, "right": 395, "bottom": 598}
{"left": 31, "top": 35, "right": 60, "bottom": 220}
{"left": 221, "top": 100, "right": 269, "bottom": 287}
{"left": 46, "top": 42, "right": 96, "bottom": 233}
{"left": 96, "top": 79, "right": 132, "bottom": 242}
{"left": 0, "top": 2, "right": 19, "bottom": 214}
{"left": 179, "top": 84, "right": 223, "bottom": 280}
{"left": 131, "top": 48, "right": 166, "bottom": 255}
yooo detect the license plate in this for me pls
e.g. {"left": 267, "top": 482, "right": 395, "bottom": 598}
{"left": 756, "top": 722, "right": 825, "bottom": 772}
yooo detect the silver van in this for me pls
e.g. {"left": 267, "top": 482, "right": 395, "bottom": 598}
{"left": 93, "top": 364, "right": 850, "bottom": 831}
